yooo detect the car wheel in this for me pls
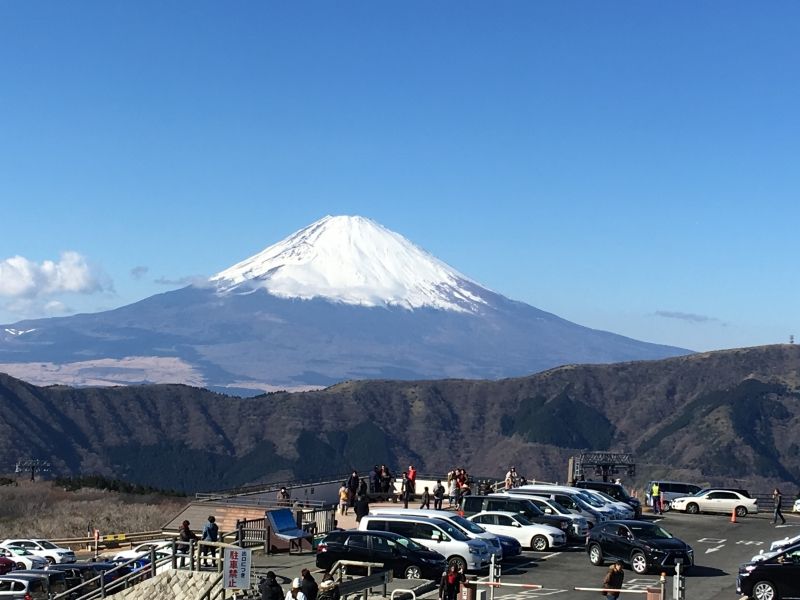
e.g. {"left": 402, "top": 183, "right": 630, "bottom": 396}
{"left": 46, "top": 556, "right": 56, "bottom": 565}
{"left": 686, "top": 503, "right": 699, "bottom": 515}
{"left": 736, "top": 506, "right": 748, "bottom": 518}
{"left": 752, "top": 580, "right": 777, "bottom": 600}
{"left": 588, "top": 544, "right": 604, "bottom": 566}
{"left": 15, "top": 562, "right": 25, "bottom": 570}
{"left": 448, "top": 556, "right": 467, "bottom": 572}
{"left": 631, "top": 551, "right": 648, "bottom": 574}
{"left": 531, "top": 535, "right": 549, "bottom": 552}
{"left": 404, "top": 565, "right": 423, "bottom": 579}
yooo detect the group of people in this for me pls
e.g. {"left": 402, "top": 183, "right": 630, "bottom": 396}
{"left": 338, "top": 474, "right": 370, "bottom": 522}
{"left": 503, "top": 466, "right": 529, "bottom": 490}
{"left": 176, "top": 515, "right": 219, "bottom": 567}
{"left": 446, "top": 468, "right": 473, "bottom": 507}
{"left": 260, "top": 568, "right": 340, "bottom": 600}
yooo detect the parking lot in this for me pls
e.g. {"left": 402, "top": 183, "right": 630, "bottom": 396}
{"left": 464, "top": 511, "right": 798, "bottom": 600}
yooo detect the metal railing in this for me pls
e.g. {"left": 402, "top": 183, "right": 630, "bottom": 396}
{"left": 49, "top": 530, "right": 163, "bottom": 551}
{"left": 221, "top": 505, "right": 336, "bottom": 552}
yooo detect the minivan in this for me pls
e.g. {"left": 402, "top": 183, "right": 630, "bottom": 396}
{"left": 645, "top": 481, "right": 702, "bottom": 508}
{"left": 519, "top": 494, "right": 590, "bottom": 539}
{"left": 368, "top": 508, "right": 503, "bottom": 560}
{"left": 0, "top": 575, "right": 48, "bottom": 600}
{"left": 574, "top": 481, "right": 642, "bottom": 518}
{"left": 359, "top": 515, "right": 490, "bottom": 572}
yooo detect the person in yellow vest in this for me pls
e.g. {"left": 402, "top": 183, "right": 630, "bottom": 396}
{"left": 651, "top": 482, "right": 661, "bottom": 515}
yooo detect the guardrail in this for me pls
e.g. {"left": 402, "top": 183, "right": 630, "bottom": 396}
{"left": 50, "top": 530, "right": 164, "bottom": 550}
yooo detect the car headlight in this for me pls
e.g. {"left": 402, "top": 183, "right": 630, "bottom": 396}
{"left": 468, "top": 547, "right": 480, "bottom": 555}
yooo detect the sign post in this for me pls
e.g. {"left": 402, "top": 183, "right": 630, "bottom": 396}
{"left": 223, "top": 547, "right": 251, "bottom": 592}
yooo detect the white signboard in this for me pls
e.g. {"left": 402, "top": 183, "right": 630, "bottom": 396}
{"left": 223, "top": 547, "right": 251, "bottom": 590}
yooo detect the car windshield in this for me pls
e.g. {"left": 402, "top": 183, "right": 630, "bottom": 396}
{"left": 37, "top": 541, "right": 59, "bottom": 549}
{"left": 450, "top": 516, "right": 486, "bottom": 534}
{"left": 512, "top": 514, "right": 533, "bottom": 526}
{"left": 630, "top": 524, "right": 673, "bottom": 539}
{"left": 578, "top": 492, "right": 604, "bottom": 507}
{"left": 438, "top": 522, "right": 469, "bottom": 541}
{"left": 538, "top": 500, "right": 569, "bottom": 515}
{"left": 8, "top": 547, "right": 32, "bottom": 556}
{"left": 595, "top": 491, "right": 618, "bottom": 503}
{"left": 393, "top": 537, "right": 426, "bottom": 552}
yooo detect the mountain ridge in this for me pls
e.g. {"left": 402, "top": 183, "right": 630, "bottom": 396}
{"left": 1, "top": 344, "right": 797, "bottom": 493}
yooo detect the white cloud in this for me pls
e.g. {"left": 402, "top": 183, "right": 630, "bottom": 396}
{"left": 0, "top": 251, "right": 111, "bottom": 298}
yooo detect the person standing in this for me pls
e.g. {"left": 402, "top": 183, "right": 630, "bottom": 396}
{"left": 300, "top": 568, "right": 318, "bottom": 600}
{"left": 401, "top": 473, "right": 412, "bottom": 508}
{"left": 420, "top": 486, "right": 431, "bottom": 509}
{"left": 278, "top": 487, "right": 291, "bottom": 506}
{"left": 438, "top": 564, "right": 465, "bottom": 600}
{"left": 602, "top": 561, "right": 625, "bottom": 600}
{"left": 346, "top": 471, "right": 360, "bottom": 508}
{"left": 650, "top": 482, "right": 661, "bottom": 515}
{"left": 260, "top": 571, "right": 284, "bottom": 600}
{"left": 354, "top": 494, "right": 370, "bottom": 523}
{"left": 772, "top": 488, "right": 787, "bottom": 525}
{"left": 433, "top": 480, "right": 445, "bottom": 510}
{"left": 177, "top": 519, "right": 198, "bottom": 567}
{"left": 407, "top": 465, "right": 417, "bottom": 495}
{"left": 201, "top": 515, "right": 219, "bottom": 567}
{"left": 338, "top": 483, "right": 349, "bottom": 516}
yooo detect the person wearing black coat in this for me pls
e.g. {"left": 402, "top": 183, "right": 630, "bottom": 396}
{"left": 354, "top": 495, "right": 370, "bottom": 523}
{"left": 260, "top": 571, "right": 283, "bottom": 600}
{"left": 300, "top": 568, "right": 318, "bottom": 600}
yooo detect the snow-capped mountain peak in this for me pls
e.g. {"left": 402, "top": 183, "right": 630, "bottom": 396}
{"left": 210, "top": 215, "right": 489, "bottom": 312}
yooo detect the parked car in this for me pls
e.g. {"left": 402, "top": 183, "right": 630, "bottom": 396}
{"left": 645, "top": 481, "right": 702, "bottom": 509}
{"left": 359, "top": 515, "right": 490, "bottom": 572}
{"left": 0, "top": 548, "right": 47, "bottom": 571}
{"left": 495, "top": 535, "right": 522, "bottom": 559}
{"left": 574, "top": 481, "right": 642, "bottom": 518}
{"left": 0, "top": 574, "right": 48, "bottom": 599}
{"left": 794, "top": 498, "right": 800, "bottom": 513}
{"left": 586, "top": 520, "right": 693, "bottom": 575}
{"left": 580, "top": 489, "right": 635, "bottom": 519}
{"left": 462, "top": 495, "right": 573, "bottom": 539}
{"left": 503, "top": 487, "right": 607, "bottom": 528}
{"left": 468, "top": 511, "right": 566, "bottom": 552}
{"left": 670, "top": 489, "right": 758, "bottom": 517}
{"left": 112, "top": 541, "right": 174, "bottom": 562}
{"left": 519, "top": 494, "right": 590, "bottom": 538}
{"left": 11, "top": 570, "right": 68, "bottom": 596}
{"left": 737, "top": 543, "right": 800, "bottom": 600}
{"left": 0, "top": 540, "right": 75, "bottom": 564}
{"left": 316, "top": 530, "right": 446, "bottom": 579}
{"left": 0, "top": 559, "right": 12, "bottom": 576}
{"left": 369, "top": 508, "right": 503, "bottom": 560}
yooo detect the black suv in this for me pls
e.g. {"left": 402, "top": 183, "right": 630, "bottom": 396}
{"left": 460, "top": 496, "right": 574, "bottom": 540}
{"left": 575, "top": 481, "right": 642, "bottom": 518}
{"left": 586, "top": 520, "right": 694, "bottom": 575}
{"left": 737, "top": 544, "right": 800, "bottom": 600}
{"left": 316, "top": 530, "right": 446, "bottom": 580}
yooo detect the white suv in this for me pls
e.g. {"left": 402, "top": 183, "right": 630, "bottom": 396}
{"left": 359, "top": 515, "right": 490, "bottom": 571}
{"left": 0, "top": 539, "right": 75, "bottom": 564}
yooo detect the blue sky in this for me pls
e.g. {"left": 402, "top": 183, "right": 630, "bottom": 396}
{"left": 1, "top": 2, "right": 798, "bottom": 352}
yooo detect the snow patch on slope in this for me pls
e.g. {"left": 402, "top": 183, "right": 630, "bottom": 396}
{"left": 211, "top": 215, "right": 490, "bottom": 312}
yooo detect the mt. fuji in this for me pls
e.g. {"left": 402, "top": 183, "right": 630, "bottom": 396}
{"left": 0, "top": 216, "right": 689, "bottom": 393}
{"left": 211, "top": 215, "right": 488, "bottom": 312}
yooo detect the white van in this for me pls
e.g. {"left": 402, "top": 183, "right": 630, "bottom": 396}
{"left": 359, "top": 515, "right": 490, "bottom": 572}
{"left": 505, "top": 494, "right": 589, "bottom": 538}
{"left": 368, "top": 508, "right": 502, "bottom": 560}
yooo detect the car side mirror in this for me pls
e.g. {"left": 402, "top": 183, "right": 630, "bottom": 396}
{"left": 544, "top": 508, "right": 552, "bottom": 514}
{"left": 513, "top": 522, "right": 521, "bottom": 528}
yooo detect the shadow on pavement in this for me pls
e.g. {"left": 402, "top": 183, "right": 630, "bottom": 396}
{"left": 687, "top": 565, "right": 728, "bottom": 577}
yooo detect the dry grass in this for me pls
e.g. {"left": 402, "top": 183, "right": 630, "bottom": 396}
{"left": 0, "top": 480, "right": 186, "bottom": 539}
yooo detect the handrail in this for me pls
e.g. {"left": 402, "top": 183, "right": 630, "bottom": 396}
{"left": 49, "top": 530, "right": 163, "bottom": 549}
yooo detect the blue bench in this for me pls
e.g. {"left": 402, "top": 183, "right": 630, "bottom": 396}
{"left": 267, "top": 508, "right": 313, "bottom": 553}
